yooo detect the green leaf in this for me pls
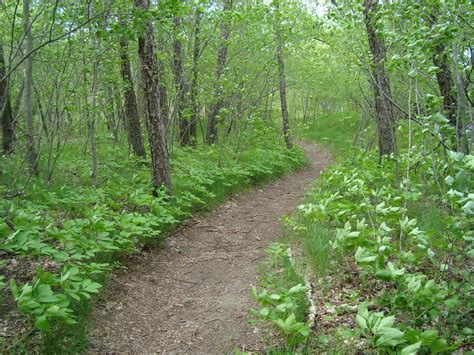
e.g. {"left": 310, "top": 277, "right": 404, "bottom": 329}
{"left": 355, "top": 247, "right": 377, "bottom": 264}
{"left": 274, "top": 318, "right": 286, "bottom": 331}
{"left": 259, "top": 307, "right": 270, "bottom": 317}
{"left": 35, "top": 315, "right": 50, "bottom": 331}
{"left": 355, "top": 314, "right": 367, "bottom": 330}
{"left": 430, "top": 339, "right": 453, "bottom": 353}
{"left": 45, "top": 305, "right": 61, "bottom": 316}
{"left": 9, "top": 279, "right": 19, "bottom": 298}
{"left": 285, "top": 313, "right": 297, "bottom": 328}
{"left": 448, "top": 150, "right": 465, "bottom": 162}
{"left": 444, "top": 298, "right": 458, "bottom": 309}
{"left": 60, "top": 270, "right": 72, "bottom": 282}
{"left": 299, "top": 326, "right": 310, "bottom": 337}
{"left": 375, "top": 268, "right": 392, "bottom": 281}
{"left": 36, "top": 284, "right": 58, "bottom": 303}
{"left": 84, "top": 282, "right": 102, "bottom": 293}
{"left": 375, "top": 327, "right": 405, "bottom": 347}
{"left": 377, "top": 315, "right": 395, "bottom": 330}
{"left": 401, "top": 341, "right": 422, "bottom": 355}
{"left": 288, "top": 284, "right": 306, "bottom": 294}
{"left": 357, "top": 302, "right": 369, "bottom": 319}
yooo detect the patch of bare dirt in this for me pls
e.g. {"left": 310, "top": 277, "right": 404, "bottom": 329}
{"left": 89, "top": 143, "right": 331, "bottom": 354}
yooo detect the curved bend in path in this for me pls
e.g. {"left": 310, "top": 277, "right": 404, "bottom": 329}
{"left": 89, "top": 143, "right": 330, "bottom": 354}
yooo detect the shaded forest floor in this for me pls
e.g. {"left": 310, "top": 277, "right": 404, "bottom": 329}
{"left": 88, "top": 142, "right": 330, "bottom": 353}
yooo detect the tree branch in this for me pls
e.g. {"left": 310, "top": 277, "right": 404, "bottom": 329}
{"left": 2, "top": 14, "right": 102, "bottom": 82}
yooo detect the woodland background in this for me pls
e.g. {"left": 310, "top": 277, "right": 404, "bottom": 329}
{"left": 0, "top": 0, "right": 472, "bottom": 352}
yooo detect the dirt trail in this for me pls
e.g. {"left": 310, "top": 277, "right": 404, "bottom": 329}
{"left": 89, "top": 143, "right": 330, "bottom": 354}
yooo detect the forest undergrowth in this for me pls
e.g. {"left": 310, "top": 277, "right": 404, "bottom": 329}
{"left": 250, "top": 113, "right": 473, "bottom": 353}
{"left": 1, "top": 0, "right": 472, "bottom": 352}
{"left": 0, "top": 122, "right": 306, "bottom": 352}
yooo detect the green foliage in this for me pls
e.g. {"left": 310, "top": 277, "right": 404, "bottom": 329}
{"left": 289, "top": 143, "right": 473, "bottom": 352}
{"left": 355, "top": 303, "right": 406, "bottom": 349}
{"left": 0, "top": 126, "right": 305, "bottom": 351}
{"left": 250, "top": 243, "right": 311, "bottom": 348}
{"left": 251, "top": 284, "right": 311, "bottom": 347}
{"left": 1, "top": 0, "right": 472, "bottom": 352}
{"left": 295, "top": 112, "right": 363, "bottom": 159}
{"left": 355, "top": 302, "right": 458, "bottom": 354}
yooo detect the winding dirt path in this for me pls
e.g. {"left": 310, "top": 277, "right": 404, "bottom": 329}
{"left": 89, "top": 143, "right": 330, "bottom": 354}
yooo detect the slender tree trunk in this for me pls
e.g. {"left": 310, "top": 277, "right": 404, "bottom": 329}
{"left": 105, "top": 86, "right": 117, "bottom": 134}
{"left": 426, "top": 11, "right": 459, "bottom": 143}
{"left": 363, "top": 0, "right": 397, "bottom": 157}
{"left": 432, "top": 41, "right": 464, "bottom": 151}
{"left": 135, "top": 0, "right": 172, "bottom": 193}
{"left": 23, "top": 0, "right": 39, "bottom": 175}
{"left": 87, "top": 1, "right": 107, "bottom": 187}
{"left": 206, "top": 0, "right": 231, "bottom": 145}
{"left": 172, "top": 6, "right": 189, "bottom": 146}
{"left": 433, "top": 44, "right": 457, "bottom": 127}
{"left": 119, "top": 30, "right": 146, "bottom": 158}
{"left": 13, "top": 79, "right": 24, "bottom": 118}
{"left": 89, "top": 39, "right": 99, "bottom": 187}
{"left": 0, "top": 42, "right": 14, "bottom": 154}
{"left": 189, "top": 9, "right": 201, "bottom": 146}
{"left": 275, "top": 13, "right": 293, "bottom": 150}
{"left": 453, "top": 45, "right": 471, "bottom": 153}
{"left": 34, "top": 86, "right": 49, "bottom": 137}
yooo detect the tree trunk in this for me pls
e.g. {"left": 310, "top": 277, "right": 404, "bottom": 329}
{"left": 157, "top": 43, "right": 169, "bottom": 129}
{"left": 453, "top": 44, "right": 471, "bottom": 154}
{"left": 433, "top": 44, "right": 457, "bottom": 128}
{"left": 363, "top": 0, "right": 397, "bottom": 157}
{"left": 275, "top": 11, "right": 293, "bottom": 150}
{"left": 206, "top": 0, "right": 231, "bottom": 145}
{"left": 88, "top": 1, "right": 106, "bottom": 188}
{"left": 172, "top": 6, "right": 189, "bottom": 146}
{"left": 0, "top": 41, "right": 14, "bottom": 154}
{"left": 105, "top": 86, "right": 117, "bottom": 135}
{"left": 426, "top": 11, "right": 459, "bottom": 143}
{"left": 189, "top": 9, "right": 201, "bottom": 146}
{"left": 119, "top": 29, "right": 146, "bottom": 158}
{"left": 23, "top": 0, "right": 39, "bottom": 175}
{"left": 89, "top": 40, "right": 99, "bottom": 187}
{"left": 135, "top": 0, "right": 172, "bottom": 193}
{"left": 13, "top": 79, "right": 24, "bottom": 118}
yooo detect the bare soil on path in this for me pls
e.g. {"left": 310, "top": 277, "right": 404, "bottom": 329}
{"left": 89, "top": 143, "right": 330, "bottom": 354}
